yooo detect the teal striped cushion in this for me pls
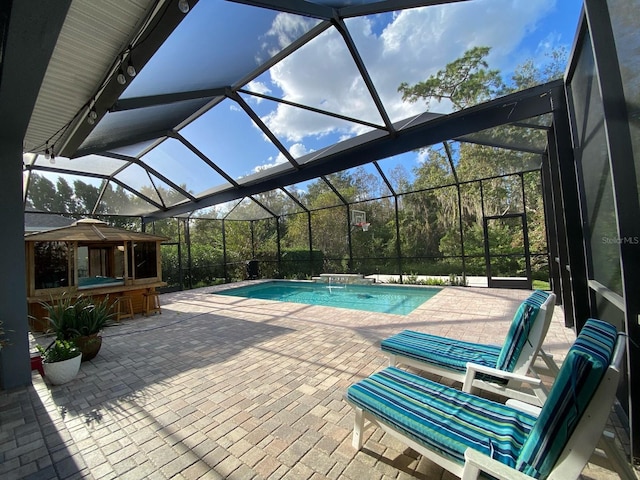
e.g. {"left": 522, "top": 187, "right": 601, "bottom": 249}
{"left": 495, "top": 291, "right": 549, "bottom": 371}
{"left": 380, "top": 291, "right": 549, "bottom": 375}
{"left": 380, "top": 330, "right": 501, "bottom": 372}
{"left": 516, "top": 318, "right": 617, "bottom": 478}
{"left": 347, "top": 367, "right": 537, "bottom": 467}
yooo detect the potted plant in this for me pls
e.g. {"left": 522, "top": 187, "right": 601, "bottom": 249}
{"left": 71, "top": 295, "right": 114, "bottom": 361}
{"left": 40, "top": 294, "right": 114, "bottom": 361}
{"left": 37, "top": 339, "right": 82, "bottom": 385}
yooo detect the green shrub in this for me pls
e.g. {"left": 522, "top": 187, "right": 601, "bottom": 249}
{"left": 37, "top": 339, "right": 80, "bottom": 363}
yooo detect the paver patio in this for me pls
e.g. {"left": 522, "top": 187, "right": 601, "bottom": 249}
{"left": 1, "top": 284, "right": 634, "bottom": 479}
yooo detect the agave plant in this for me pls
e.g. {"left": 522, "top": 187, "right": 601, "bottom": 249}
{"left": 40, "top": 293, "right": 78, "bottom": 340}
{"left": 40, "top": 294, "right": 115, "bottom": 339}
{"left": 73, "top": 295, "right": 114, "bottom": 336}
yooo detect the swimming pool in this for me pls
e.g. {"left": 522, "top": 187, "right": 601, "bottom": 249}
{"left": 215, "top": 281, "right": 441, "bottom": 315}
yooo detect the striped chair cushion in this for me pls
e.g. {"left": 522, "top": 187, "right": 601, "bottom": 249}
{"left": 380, "top": 330, "right": 501, "bottom": 372}
{"left": 380, "top": 291, "right": 549, "bottom": 375}
{"left": 495, "top": 291, "right": 549, "bottom": 372}
{"left": 347, "top": 367, "right": 537, "bottom": 468}
{"left": 516, "top": 318, "right": 617, "bottom": 478}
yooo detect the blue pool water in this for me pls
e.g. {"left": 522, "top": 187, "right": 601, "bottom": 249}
{"left": 215, "top": 281, "right": 441, "bottom": 315}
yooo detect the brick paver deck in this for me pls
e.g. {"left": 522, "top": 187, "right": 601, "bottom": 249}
{"left": 1, "top": 284, "right": 634, "bottom": 479}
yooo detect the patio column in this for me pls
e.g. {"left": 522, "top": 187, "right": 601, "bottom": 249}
{"left": 0, "top": 139, "right": 31, "bottom": 389}
{"left": 0, "top": 0, "right": 73, "bottom": 389}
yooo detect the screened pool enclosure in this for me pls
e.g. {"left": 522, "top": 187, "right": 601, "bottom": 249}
{"left": 27, "top": 142, "right": 549, "bottom": 288}
{"left": 4, "top": 0, "right": 640, "bottom": 462}
{"left": 20, "top": 0, "right": 563, "bottom": 294}
{"left": 25, "top": 121, "right": 553, "bottom": 293}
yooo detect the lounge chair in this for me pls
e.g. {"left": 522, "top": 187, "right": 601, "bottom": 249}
{"left": 347, "top": 318, "right": 634, "bottom": 480}
{"left": 381, "top": 290, "right": 556, "bottom": 405}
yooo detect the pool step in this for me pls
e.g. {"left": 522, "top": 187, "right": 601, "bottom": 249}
{"left": 312, "top": 274, "right": 376, "bottom": 285}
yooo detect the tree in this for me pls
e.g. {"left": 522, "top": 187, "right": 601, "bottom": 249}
{"left": 26, "top": 173, "right": 58, "bottom": 212}
{"left": 74, "top": 180, "right": 101, "bottom": 213}
{"left": 395, "top": 46, "right": 567, "bottom": 280}
{"left": 398, "top": 46, "right": 503, "bottom": 110}
{"left": 507, "top": 47, "right": 567, "bottom": 92}
{"left": 401, "top": 148, "right": 458, "bottom": 259}
{"left": 56, "top": 178, "right": 78, "bottom": 213}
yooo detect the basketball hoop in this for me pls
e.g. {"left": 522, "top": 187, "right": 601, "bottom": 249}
{"left": 351, "top": 210, "right": 370, "bottom": 232}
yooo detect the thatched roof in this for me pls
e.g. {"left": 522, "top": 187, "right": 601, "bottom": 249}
{"left": 24, "top": 219, "right": 167, "bottom": 242}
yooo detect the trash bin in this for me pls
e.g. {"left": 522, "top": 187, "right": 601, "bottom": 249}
{"left": 246, "top": 260, "right": 259, "bottom": 279}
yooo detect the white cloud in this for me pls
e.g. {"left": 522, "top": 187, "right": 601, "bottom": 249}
{"left": 253, "top": 142, "right": 314, "bottom": 173}
{"left": 262, "top": 27, "right": 383, "bottom": 142}
{"left": 245, "top": 80, "right": 271, "bottom": 104}
{"left": 289, "top": 142, "right": 313, "bottom": 158}
{"left": 258, "top": 13, "right": 320, "bottom": 60}
{"left": 261, "top": 103, "right": 362, "bottom": 143}
{"left": 416, "top": 149, "right": 430, "bottom": 164}
{"left": 259, "top": 0, "right": 560, "bottom": 152}
{"left": 363, "top": 0, "right": 556, "bottom": 117}
{"left": 537, "top": 32, "right": 562, "bottom": 54}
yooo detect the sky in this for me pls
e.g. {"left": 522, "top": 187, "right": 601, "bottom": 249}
{"left": 29, "top": 0, "right": 585, "bottom": 214}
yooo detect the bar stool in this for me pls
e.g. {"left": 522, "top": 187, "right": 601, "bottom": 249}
{"left": 114, "top": 295, "right": 134, "bottom": 322}
{"left": 143, "top": 291, "right": 161, "bottom": 316}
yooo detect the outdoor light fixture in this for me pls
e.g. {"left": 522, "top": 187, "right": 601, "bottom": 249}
{"left": 126, "top": 60, "right": 137, "bottom": 77}
{"left": 117, "top": 68, "right": 127, "bottom": 85}
{"left": 87, "top": 108, "right": 98, "bottom": 125}
{"left": 48, "top": 147, "right": 56, "bottom": 165}
{"left": 178, "top": 0, "right": 190, "bottom": 14}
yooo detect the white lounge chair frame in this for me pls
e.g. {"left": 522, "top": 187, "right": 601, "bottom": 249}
{"left": 386, "top": 292, "right": 556, "bottom": 406}
{"left": 352, "top": 333, "right": 635, "bottom": 480}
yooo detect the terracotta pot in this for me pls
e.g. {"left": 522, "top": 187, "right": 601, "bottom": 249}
{"left": 74, "top": 334, "right": 103, "bottom": 362}
{"left": 43, "top": 353, "right": 82, "bottom": 385}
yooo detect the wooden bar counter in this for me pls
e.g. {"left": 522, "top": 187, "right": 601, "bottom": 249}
{"left": 27, "top": 282, "right": 166, "bottom": 332}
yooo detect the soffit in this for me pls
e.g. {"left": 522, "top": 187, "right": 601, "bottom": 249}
{"left": 23, "top": 0, "right": 157, "bottom": 154}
